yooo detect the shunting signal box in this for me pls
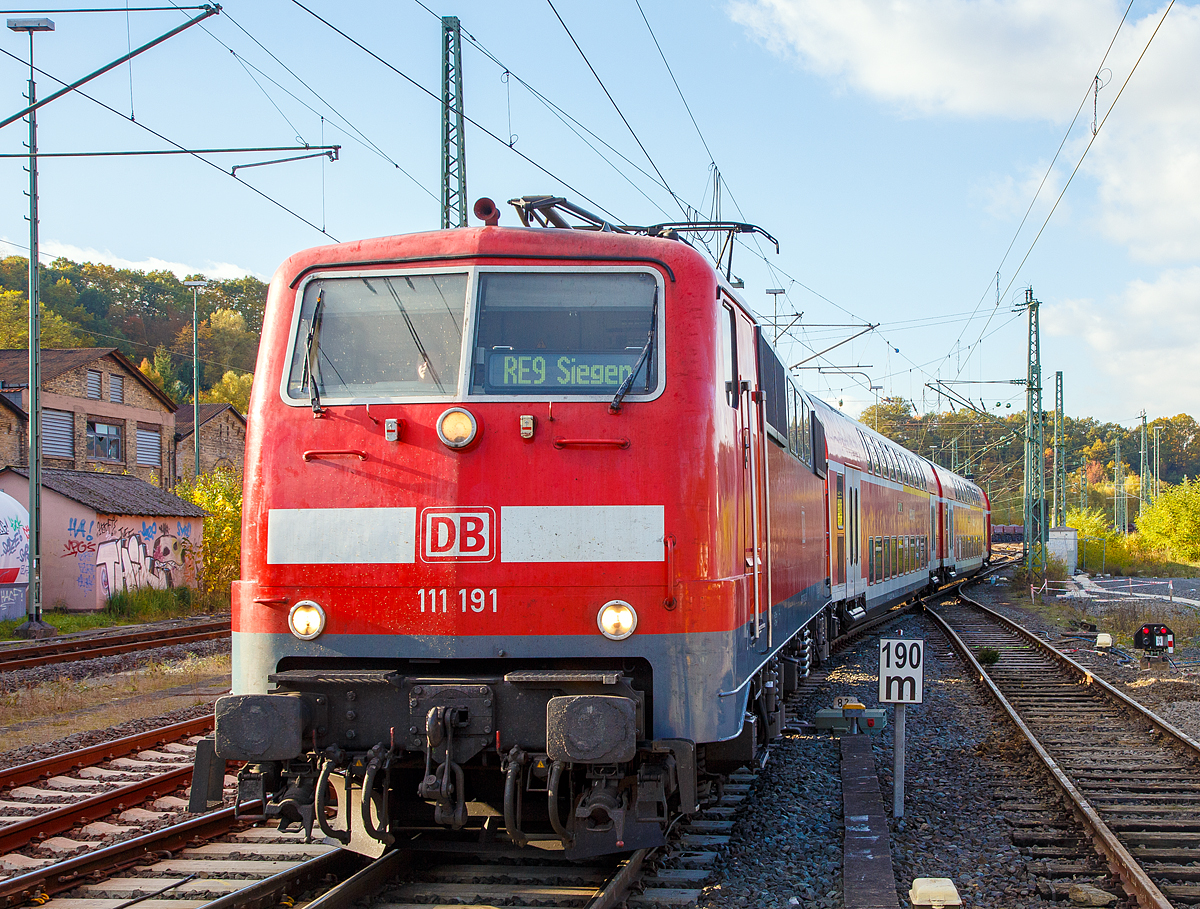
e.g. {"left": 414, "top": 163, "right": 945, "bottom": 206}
{"left": 1135, "top": 624, "right": 1175, "bottom": 654}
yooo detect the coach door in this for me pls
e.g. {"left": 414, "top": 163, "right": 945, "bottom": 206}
{"left": 845, "top": 468, "right": 862, "bottom": 598}
{"left": 732, "top": 306, "right": 768, "bottom": 641}
{"left": 829, "top": 464, "right": 847, "bottom": 601}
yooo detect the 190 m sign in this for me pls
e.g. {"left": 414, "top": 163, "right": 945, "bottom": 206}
{"left": 878, "top": 638, "right": 924, "bottom": 704}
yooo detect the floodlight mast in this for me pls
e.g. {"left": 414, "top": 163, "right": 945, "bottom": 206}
{"left": 4, "top": 7, "right": 218, "bottom": 638}
{"left": 7, "top": 15, "right": 55, "bottom": 639}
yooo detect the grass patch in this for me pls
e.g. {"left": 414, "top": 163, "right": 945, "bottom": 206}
{"left": 0, "top": 585, "right": 224, "bottom": 642}
{"left": 0, "top": 653, "right": 229, "bottom": 751}
{"left": 975, "top": 647, "right": 1001, "bottom": 666}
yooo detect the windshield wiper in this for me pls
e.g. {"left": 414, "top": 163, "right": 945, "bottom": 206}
{"left": 302, "top": 289, "right": 325, "bottom": 417}
{"left": 610, "top": 288, "right": 658, "bottom": 414}
{"left": 383, "top": 278, "right": 446, "bottom": 392}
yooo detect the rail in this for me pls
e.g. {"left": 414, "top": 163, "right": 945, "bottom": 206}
{"left": 927, "top": 586, "right": 1175, "bottom": 909}
{"left": 0, "top": 619, "right": 229, "bottom": 672}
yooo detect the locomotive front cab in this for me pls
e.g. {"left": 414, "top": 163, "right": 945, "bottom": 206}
{"left": 210, "top": 238, "right": 712, "bottom": 858}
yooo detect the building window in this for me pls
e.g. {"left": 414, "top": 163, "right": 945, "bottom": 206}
{"left": 86, "top": 370, "right": 102, "bottom": 399}
{"left": 136, "top": 427, "right": 161, "bottom": 466}
{"left": 110, "top": 374, "right": 124, "bottom": 404}
{"left": 87, "top": 421, "right": 122, "bottom": 461}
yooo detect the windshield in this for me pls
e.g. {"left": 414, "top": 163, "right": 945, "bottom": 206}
{"left": 469, "top": 271, "right": 659, "bottom": 396}
{"left": 286, "top": 272, "right": 468, "bottom": 400}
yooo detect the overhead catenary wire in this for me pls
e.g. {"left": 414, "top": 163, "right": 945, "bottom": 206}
{"left": 287, "top": 0, "right": 623, "bottom": 222}
{"left": 0, "top": 5, "right": 208, "bottom": 10}
{"left": 633, "top": 0, "right": 715, "bottom": 167}
{"left": 0, "top": 45, "right": 338, "bottom": 240}
{"left": 212, "top": 8, "right": 438, "bottom": 203}
{"left": 949, "top": 0, "right": 1143, "bottom": 381}
{"left": 995, "top": 0, "right": 1174, "bottom": 307}
{"left": 416, "top": 1, "right": 680, "bottom": 219}
{"left": 544, "top": 0, "right": 688, "bottom": 221}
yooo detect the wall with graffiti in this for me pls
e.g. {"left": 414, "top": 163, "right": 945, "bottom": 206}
{"left": 62, "top": 514, "right": 201, "bottom": 609}
{"left": 0, "top": 475, "right": 205, "bottom": 612}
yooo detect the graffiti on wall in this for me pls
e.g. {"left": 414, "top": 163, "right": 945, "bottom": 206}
{"left": 0, "top": 510, "right": 28, "bottom": 585}
{"left": 63, "top": 514, "right": 195, "bottom": 600}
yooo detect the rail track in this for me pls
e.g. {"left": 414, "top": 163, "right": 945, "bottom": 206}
{"left": 931, "top": 585, "right": 1200, "bottom": 909}
{"left": 0, "top": 776, "right": 748, "bottom": 908}
{"left": 0, "top": 617, "right": 229, "bottom": 673}
{"left": 0, "top": 707, "right": 746, "bottom": 908}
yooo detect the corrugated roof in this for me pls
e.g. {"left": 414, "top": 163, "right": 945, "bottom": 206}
{"left": 176, "top": 402, "right": 246, "bottom": 437}
{"left": 0, "top": 349, "right": 178, "bottom": 411}
{"left": 1, "top": 467, "right": 206, "bottom": 517}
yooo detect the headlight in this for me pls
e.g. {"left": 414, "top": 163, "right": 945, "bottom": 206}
{"left": 597, "top": 600, "right": 637, "bottom": 641}
{"left": 437, "top": 407, "right": 478, "bottom": 449}
{"left": 288, "top": 600, "right": 326, "bottom": 640}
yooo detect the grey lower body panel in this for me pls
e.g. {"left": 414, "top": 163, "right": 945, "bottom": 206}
{"left": 232, "top": 579, "right": 827, "bottom": 745}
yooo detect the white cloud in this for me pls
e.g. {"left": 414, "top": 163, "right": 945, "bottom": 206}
{"left": 727, "top": 0, "right": 1123, "bottom": 119}
{"left": 980, "top": 157, "right": 1070, "bottom": 222}
{"left": 2, "top": 238, "right": 264, "bottom": 282}
{"left": 729, "top": 1, "right": 1200, "bottom": 263}
{"left": 1043, "top": 268, "right": 1200, "bottom": 416}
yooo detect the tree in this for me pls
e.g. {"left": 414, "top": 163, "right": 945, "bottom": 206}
{"left": 173, "top": 308, "right": 258, "bottom": 388}
{"left": 1136, "top": 478, "right": 1200, "bottom": 561}
{"left": 202, "top": 370, "right": 253, "bottom": 413}
{"left": 175, "top": 467, "right": 242, "bottom": 604}
{"left": 858, "top": 397, "right": 915, "bottom": 441}
{"left": 138, "top": 345, "right": 184, "bottom": 403}
{"left": 0, "top": 289, "right": 90, "bottom": 348}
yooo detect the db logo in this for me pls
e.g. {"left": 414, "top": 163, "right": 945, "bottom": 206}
{"left": 421, "top": 508, "right": 495, "bottom": 561}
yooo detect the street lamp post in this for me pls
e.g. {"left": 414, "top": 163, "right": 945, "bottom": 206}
{"left": 183, "top": 280, "right": 207, "bottom": 480}
{"left": 9, "top": 16, "right": 55, "bottom": 640}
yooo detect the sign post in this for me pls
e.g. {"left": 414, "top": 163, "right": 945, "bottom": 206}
{"left": 879, "top": 637, "right": 924, "bottom": 818}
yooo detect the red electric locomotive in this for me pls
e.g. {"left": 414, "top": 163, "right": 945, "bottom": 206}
{"left": 205, "top": 196, "right": 989, "bottom": 858}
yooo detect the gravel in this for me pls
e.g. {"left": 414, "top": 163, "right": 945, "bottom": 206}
{"left": 0, "top": 701, "right": 214, "bottom": 771}
{"left": 697, "top": 601, "right": 1137, "bottom": 909}
{"left": 0, "top": 638, "right": 230, "bottom": 692}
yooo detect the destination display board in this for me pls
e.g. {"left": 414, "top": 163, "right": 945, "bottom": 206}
{"left": 485, "top": 350, "right": 646, "bottom": 392}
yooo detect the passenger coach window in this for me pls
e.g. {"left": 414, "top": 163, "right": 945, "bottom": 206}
{"left": 287, "top": 272, "right": 468, "bottom": 400}
{"left": 470, "top": 272, "right": 659, "bottom": 396}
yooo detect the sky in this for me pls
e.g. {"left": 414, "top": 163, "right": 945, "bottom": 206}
{"left": 0, "top": 0, "right": 1196, "bottom": 427}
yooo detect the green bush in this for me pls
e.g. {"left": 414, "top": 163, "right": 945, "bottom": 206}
{"left": 1137, "top": 478, "right": 1200, "bottom": 562}
{"left": 174, "top": 467, "right": 242, "bottom": 607}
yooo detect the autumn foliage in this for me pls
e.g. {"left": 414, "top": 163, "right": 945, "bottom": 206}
{"left": 174, "top": 467, "right": 242, "bottom": 606}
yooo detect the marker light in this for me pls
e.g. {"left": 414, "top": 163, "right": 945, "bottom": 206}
{"left": 289, "top": 600, "right": 326, "bottom": 640}
{"left": 437, "top": 407, "right": 478, "bottom": 449}
{"left": 597, "top": 600, "right": 637, "bottom": 641}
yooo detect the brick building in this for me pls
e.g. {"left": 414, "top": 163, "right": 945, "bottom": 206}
{"left": 174, "top": 402, "right": 247, "bottom": 483}
{"left": 0, "top": 349, "right": 177, "bottom": 488}
{"left": 0, "top": 395, "right": 27, "bottom": 468}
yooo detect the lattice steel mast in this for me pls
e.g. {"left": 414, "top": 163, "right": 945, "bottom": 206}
{"left": 1115, "top": 436, "right": 1126, "bottom": 533}
{"left": 1023, "top": 288, "right": 1047, "bottom": 572}
{"left": 1052, "top": 371, "right": 1063, "bottom": 527}
{"left": 440, "top": 16, "right": 467, "bottom": 229}
{"left": 1139, "top": 411, "right": 1148, "bottom": 518}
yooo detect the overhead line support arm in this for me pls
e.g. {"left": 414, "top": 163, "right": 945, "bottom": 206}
{"left": 0, "top": 4, "right": 220, "bottom": 132}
